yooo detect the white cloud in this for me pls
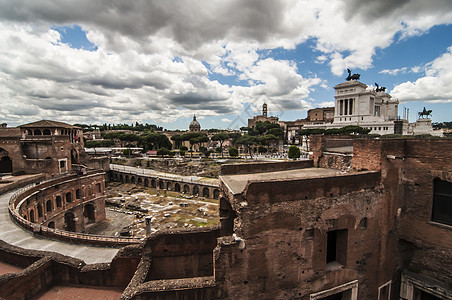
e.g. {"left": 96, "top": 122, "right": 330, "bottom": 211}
{"left": 0, "top": 0, "right": 451, "bottom": 126}
{"left": 379, "top": 67, "right": 408, "bottom": 76}
{"left": 391, "top": 46, "right": 452, "bottom": 103}
{"left": 221, "top": 118, "right": 231, "bottom": 123}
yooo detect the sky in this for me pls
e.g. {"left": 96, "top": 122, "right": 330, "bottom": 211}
{"left": 0, "top": 0, "right": 451, "bottom": 130}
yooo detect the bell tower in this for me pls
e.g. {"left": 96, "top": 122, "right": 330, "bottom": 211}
{"left": 263, "top": 103, "right": 268, "bottom": 118}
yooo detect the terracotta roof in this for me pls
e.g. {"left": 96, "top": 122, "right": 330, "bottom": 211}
{"left": 19, "top": 120, "right": 80, "bottom": 129}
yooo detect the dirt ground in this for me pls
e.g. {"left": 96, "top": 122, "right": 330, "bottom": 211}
{"left": 87, "top": 182, "right": 219, "bottom": 238}
{"left": 32, "top": 285, "right": 123, "bottom": 300}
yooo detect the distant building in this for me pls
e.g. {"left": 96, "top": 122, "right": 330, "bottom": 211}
{"left": 247, "top": 103, "right": 279, "bottom": 128}
{"left": 0, "top": 120, "right": 84, "bottom": 175}
{"left": 189, "top": 115, "right": 201, "bottom": 132}
{"left": 303, "top": 78, "right": 441, "bottom": 136}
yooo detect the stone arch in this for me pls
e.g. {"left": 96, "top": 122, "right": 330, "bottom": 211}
{"left": 75, "top": 189, "right": 81, "bottom": 199}
{"left": 137, "top": 177, "right": 142, "bottom": 185}
{"left": 37, "top": 204, "right": 43, "bottom": 218}
{"left": 183, "top": 184, "right": 190, "bottom": 193}
{"left": 151, "top": 179, "right": 156, "bottom": 188}
{"left": 202, "top": 187, "right": 209, "bottom": 198}
{"left": 29, "top": 209, "right": 35, "bottom": 223}
{"left": 167, "top": 182, "right": 172, "bottom": 191}
{"left": 114, "top": 173, "right": 118, "bottom": 181}
{"left": 65, "top": 192, "right": 72, "bottom": 203}
{"left": 175, "top": 183, "right": 181, "bottom": 192}
{"left": 47, "top": 221, "right": 55, "bottom": 229}
{"left": 84, "top": 203, "right": 95, "bottom": 224}
{"left": 131, "top": 176, "right": 136, "bottom": 184}
{"left": 119, "top": 174, "right": 124, "bottom": 182}
{"left": 55, "top": 195, "right": 62, "bottom": 207}
{"left": 125, "top": 175, "right": 129, "bottom": 183}
{"left": 64, "top": 211, "right": 76, "bottom": 232}
{"left": 213, "top": 189, "right": 220, "bottom": 199}
{"left": 46, "top": 199, "right": 52, "bottom": 212}
{"left": 193, "top": 185, "right": 199, "bottom": 196}
{"left": 43, "top": 129, "right": 51, "bottom": 135}
{"left": 144, "top": 178, "right": 149, "bottom": 187}
{"left": 26, "top": 129, "right": 32, "bottom": 135}
{"left": 0, "top": 155, "right": 12, "bottom": 173}
{"left": 33, "top": 129, "right": 42, "bottom": 135}
{"left": 159, "top": 180, "right": 164, "bottom": 189}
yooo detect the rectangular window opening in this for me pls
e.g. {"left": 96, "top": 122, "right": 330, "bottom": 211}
{"left": 432, "top": 178, "right": 452, "bottom": 226}
{"left": 327, "top": 229, "right": 348, "bottom": 266}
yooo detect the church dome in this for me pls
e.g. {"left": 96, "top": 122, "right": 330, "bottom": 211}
{"left": 189, "top": 115, "right": 201, "bottom": 132}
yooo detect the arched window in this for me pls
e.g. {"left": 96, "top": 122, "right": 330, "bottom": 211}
{"left": 43, "top": 129, "right": 51, "bottom": 135}
{"left": 175, "top": 183, "right": 181, "bottom": 192}
{"left": 193, "top": 186, "right": 199, "bottom": 196}
{"left": 213, "top": 189, "right": 220, "bottom": 199}
{"left": 203, "top": 187, "right": 209, "bottom": 198}
{"left": 76, "top": 189, "right": 81, "bottom": 199}
{"left": 65, "top": 192, "right": 72, "bottom": 203}
{"left": 48, "top": 222, "right": 55, "bottom": 228}
{"left": 167, "top": 182, "right": 172, "bottom": 191}
{"left": 37, "top": 204, "right": 43, "bottom": 218}
{"left": 33, "top": 129, "right": 42, "bottom": 135}
{"left": 46, "top": 200, "right": 52, "bottom": 212}
{"left": 55, "top": 196, "right": 62, "bottom": 207}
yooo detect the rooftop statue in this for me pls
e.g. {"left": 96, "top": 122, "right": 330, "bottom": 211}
{"left": 375, "top": 82, "right": 386, "bottom": 92}
{"left": 418, "top": 107, "right": 432, "bottom": 119}
{"left": 346, "top": 69, "right": 360, "bottom": 81}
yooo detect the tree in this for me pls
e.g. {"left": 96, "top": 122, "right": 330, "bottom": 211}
{"left": 229, "top": 147, "right": 239, "bottom": 157}
{"left": 288, "top": 145, "right": 301, "bottom": 160}
{"left": 157, "top": 147, "right": 170, "bottom": 157}
{"left": 211, "top": 132, "right": 230, "bottom": 157}
{"left": 140, "top": 131, "right": 172, "bottom": 151}
{"left": 180, "top": 132, "right": 209, "bottom": 157}
{"left": 171, "top": 135, "right": 183, "bottom": 149}
{"left": 236, "top": 134, "right": 258, "bottom": 156}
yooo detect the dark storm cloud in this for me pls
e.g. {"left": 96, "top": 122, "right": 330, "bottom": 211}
{"left": 343, "top": 0, "right": 452, "bottom": 21}
{"left": 0, "top": 0, "right": 290, "bottom": 50}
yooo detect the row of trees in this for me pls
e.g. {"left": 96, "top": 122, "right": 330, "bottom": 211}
{"left": 86, "top": 130, "right": 172, "bottom": 151}
{"left": 74, "top": 122, "right": 163, "bottom": 132}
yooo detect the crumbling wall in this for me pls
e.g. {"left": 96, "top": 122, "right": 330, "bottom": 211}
{"left": 221, "top": 160, "right": 313, "bottom": 175}
{"left": 215, "top": 185, "right": 392, "bottom": 299}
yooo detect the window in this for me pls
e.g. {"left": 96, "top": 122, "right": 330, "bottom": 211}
{"left": 59, "top": 160, "right": 66, "bottom": 168}
{"left": 378, "top": 281, "right": 391, "bottom": 300}
{"left": 56, "top": 196, "right": 62, "bottom": 207}
{"left": 432, "top": 178, "right": 452, "bottom": 226}
{"left": 65, "top": 192, "right": 72, "bottom": 203}
{"left": 327, "top": 229, "right": 348, "bottom": 266}
{"left": 375, "top": 106, "right": 380, "bottom": 117}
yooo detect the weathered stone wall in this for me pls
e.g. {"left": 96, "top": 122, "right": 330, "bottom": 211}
{"left": 380, "top": 139, "right": 452, "bottom": 285}
{"left": 221, "top": 160, "right": 313, "bottom": 175}
{"left": 145, "top": 227, "right": 220, "bottom": 281}
{"left": 0, "top": 242, "right": 142, "bottom": 299}
{"left": 14, "top": 172, "right": 106, "bottom": 232}
{"left": 317, "top": 153, "right": 352, "bottom": 171}
{"left": 215, "top": 185, "right": 392, "bottom": 299}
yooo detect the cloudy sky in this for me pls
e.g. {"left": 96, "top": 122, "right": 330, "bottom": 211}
{"left": 0, "top": 0, "right": 451, "bottom": 130}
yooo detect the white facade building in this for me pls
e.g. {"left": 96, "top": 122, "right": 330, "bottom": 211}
{"left": 332, "top": 80, "right": 398, "bottom": 135}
